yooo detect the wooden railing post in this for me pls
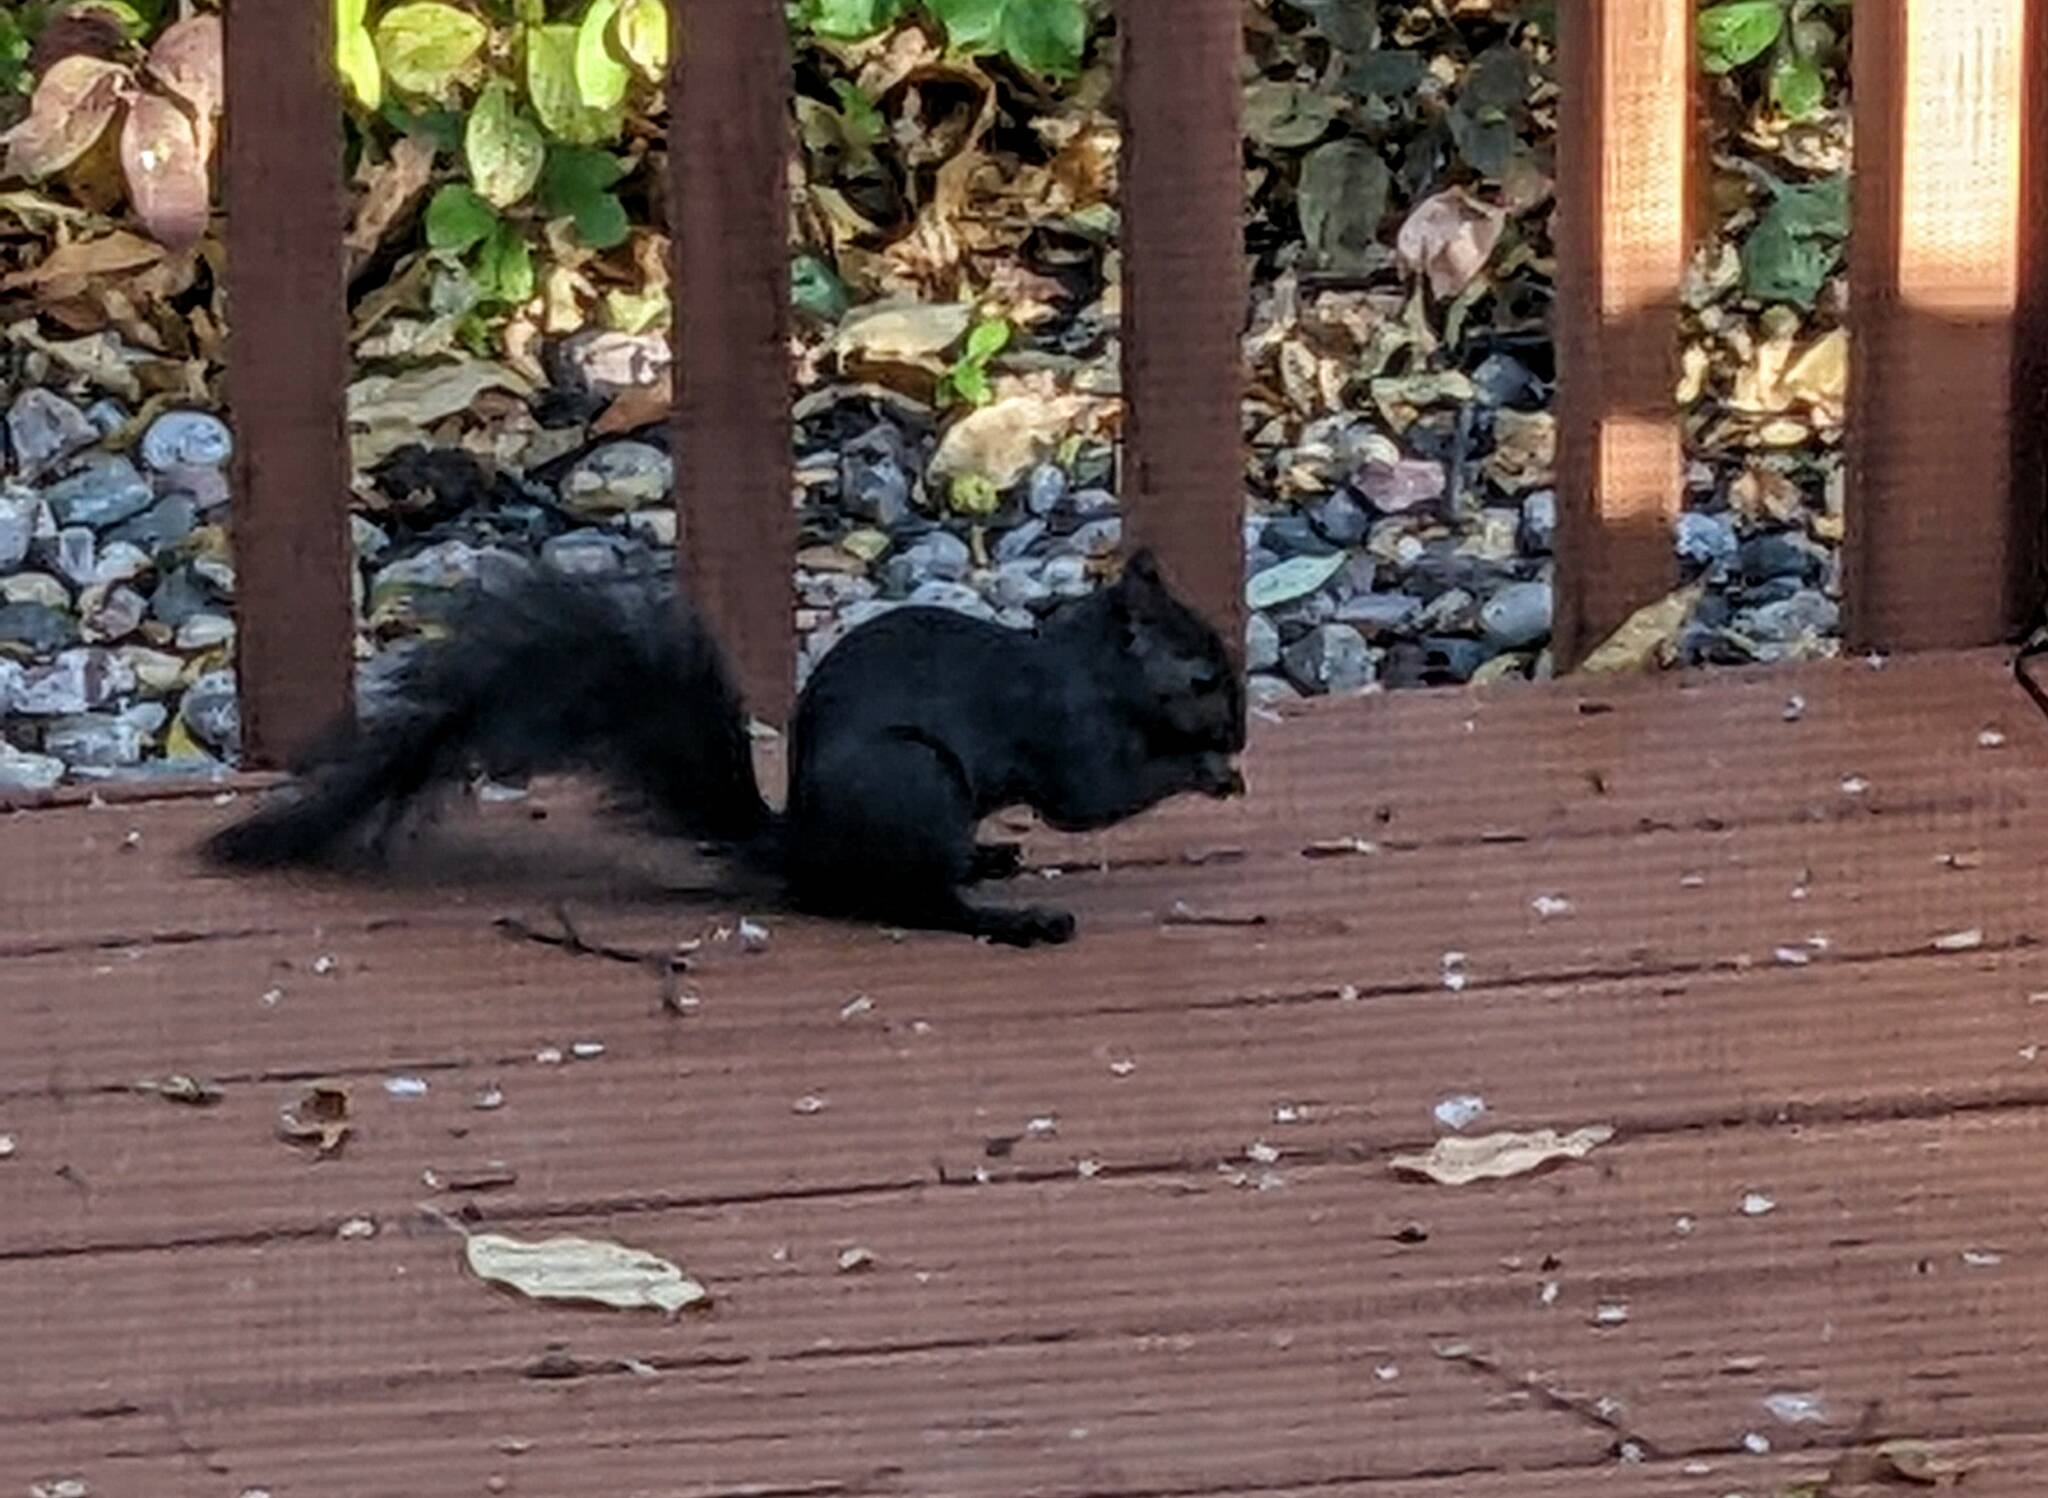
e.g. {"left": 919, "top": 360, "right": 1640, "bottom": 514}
{"left": 1846, "top": 0, "right": 2033, "bottom": 651}
{"left": 1551, "top": 0, "right": 1693, "bottom": 671}
{"left": 669, "top": 0, "right": 796, "bottom": 727}
{"left": 2016, "top": 0, "right": 2048, "bottom": 623}
{"left": 223, "top": 0, "right": 355, "bottom": 766}
{"left": 1115, "top": 0, "right": 1246, "bottom": 653}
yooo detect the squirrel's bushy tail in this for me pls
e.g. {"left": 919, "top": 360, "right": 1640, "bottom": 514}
{"left": 200, "top": 572, "right": 771, "bottom": 869}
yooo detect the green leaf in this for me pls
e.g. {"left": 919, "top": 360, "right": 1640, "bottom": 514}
{"left": 526, "top": 21, "right": 622, "bottom": 144}
{"left": 465, "top": 78, "right": 546, "bottom": 206}
{"left": 803, "top": 0, "right": 909, "bottom": 39}
{"left": 335, "top": 0, "right": 383, "bottom": 109}
{"left": 1738, "top": 177, "right": 1846, "bottom": 306}
{"left": 1243, "top": 81, "right": 1338, "bottom": 149}
{"left": 830, "top": 79, "right": 885, "bottom": 148}
{"left": 942, "top": 363, "right": 992, "bottom": 407}
{"left": 374, "top": 1, "right": 488, "bottom": 96}
{"left": 474, "top": 220, "right": 535, "bottom": 304}
{"left": 1339, "top": 48, "right": 1426, "bottom": 100}
{"left": 0, "top": 7, "right": 39, "bottom": 97}
{"left": 962, "top": 316, "right": 1010, "bottom": 364}
{"left": 925, "top": 0, "right": 1088, "bottom": 76}
{"left": 1297, "top": 138, "right": 1390, "bottom": 273}
{"left": 791, "top": 252, "right": 850, "bottom": 322}
{"left": 575, "top": 0, "right": 631, "bottom": 110}
{"left": 1768, "top": 51, "right": 1825, "bottom": 119}
{"left": 603, "top": 286, "right": 670, "bottom": 333}
{"left": 1697, "top": 1, "right": 1785, "bottom": 74}
{"left": 425, "top": 182, "right": 498, "bottom": 252}
{"left": 616, "top": 0, "right": 670, "bottom": 80}
{"left": 539, "top": 144, "right": 630, "bottom": 247}
{"left": 69, "top": 1, "right": 148, "bottom": 39}
{"left": 1767, "top": 174, "right": 1848, "bottom": 237}
{"left": 928, "top": 0, "right": 1002, "bottom": 51}
{"left": 380, "top": 101, "right": 465, "bottom": 152}
{"left": 948, "top": 471, "right": 1001, "bottom": 515}
{"left": 996, "top": 0, "right": 1086, "bottom": 76}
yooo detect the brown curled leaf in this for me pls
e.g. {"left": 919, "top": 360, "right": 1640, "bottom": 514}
{"left": 1, "top": 55, "right": 133, "bottom": 182}
{"left": 121, "top": 93, "right": 211, "bottom": 250}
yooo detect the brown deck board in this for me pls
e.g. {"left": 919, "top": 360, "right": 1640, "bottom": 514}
{"left": 7, "top": 651, "right": 2048, "bottom": 1494}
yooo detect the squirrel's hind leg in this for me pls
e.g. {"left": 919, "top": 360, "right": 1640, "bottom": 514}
{"left": 787, "top": 740, "right": 1074, "bottom": 944}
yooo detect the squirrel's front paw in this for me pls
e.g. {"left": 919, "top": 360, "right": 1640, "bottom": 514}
{"left": 979, "top": 904, "right": 1077, "bottom": 946}
{"left": 1194, "top": 754, "right": 1245, "bottom": 799}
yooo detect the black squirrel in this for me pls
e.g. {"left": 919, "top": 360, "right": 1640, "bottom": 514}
{"left": 200, "top": 548, "right": 1246, "bottom": 945}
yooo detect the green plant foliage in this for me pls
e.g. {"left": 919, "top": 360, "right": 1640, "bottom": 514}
{"left": 539, "top": 144, "right": 629, "bottom": 248}
{"left": 374, "top": 1, "right": 488, "bottom": 96}
{"left": 1739, "top": 174, "right": 1847, "bottom": 306}
{"left": 425, "top": 181, "right": 498, "bottom": 252}
{"left": 1698, "top": 1, "right": 1784, "bottom": 75}
{"left": 465, "top": 77, "right": 545, "bottom": 207}
{"left": 936, "top": 315, "right": 1010, "bottom": 407}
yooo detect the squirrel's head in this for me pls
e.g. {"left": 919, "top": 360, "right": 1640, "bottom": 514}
{"left": 1105, "top": 547, "right": 1246, "bottom": 756}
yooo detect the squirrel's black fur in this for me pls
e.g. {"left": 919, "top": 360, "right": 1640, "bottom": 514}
{"left": 200, "top": 548, "right": 1245, "bottom": 945}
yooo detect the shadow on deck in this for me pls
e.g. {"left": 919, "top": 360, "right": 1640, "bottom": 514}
{"left": 6, "top": 649, "right": 2048, "bottom": 1495}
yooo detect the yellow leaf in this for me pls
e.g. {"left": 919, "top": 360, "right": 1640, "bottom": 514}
{"left": 1390, "top": 1126, "right": 1616, "bottom": 1186}
{"left": 464, "top": 1231, "right": 709, "bottom": 1314}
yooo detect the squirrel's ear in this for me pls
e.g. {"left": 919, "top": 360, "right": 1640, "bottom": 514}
{"left": 1118, "top": 548, "right": 1166, "bottom": 601}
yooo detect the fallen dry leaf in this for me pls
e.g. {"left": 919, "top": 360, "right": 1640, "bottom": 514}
{"left": 1395, "top": 188, "right": 1506, "bottom": 300}
{"left": 120, "top": 92, "right": 210, "bottom": 250}
{"left": 0, "top": 55, "right": 131, "bottom": 182}
{"left": 464, "top": 1230, "right": 709, "bottom": 1314}
{"left": 277, "top": 1082, "right": 352, "bottom": 1156}
{"left": 1576, "top": 584, "right": 1707, "bottom": 675}
{"left": 831, "top": 297, "right": 974, "bottom": 365}
{"left": 929, "top": 391, "right": 1092, "bottom": 488}
{"left": 1876, "top": 1438, "right": 1971, "bottom": 1486}
{"left": 1390, "top": 1125, "right": 1615, "bottom": 1185}
{"left": 1, "top": 231, "right": 164, "bottom": 292}
{"left": 346, "top": 133, "right": 439, "bottom": 271}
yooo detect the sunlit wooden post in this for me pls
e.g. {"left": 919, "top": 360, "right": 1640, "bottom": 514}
{"left": 1846, "top": 0, "right": 2033, "bottom": 650}
{"left": 223, "top": 0, "right": 355, "bottom": 764}
{"left": 669, "top": 0, "right": 796, "bottom": 725}
{"left": 1116, "top": 0, "right": 1246, "bottom": 655}
{"left": 1551, "top": 0, "right": 1693, "bottom": 671}
{"left": 2015, "top": 0, "right": 2048, "bottom": 619}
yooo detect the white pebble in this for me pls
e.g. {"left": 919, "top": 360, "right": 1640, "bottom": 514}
{"left": 1764, "top": 1391, "right": 1825, "bottom": 1424}
{"left": 1530, "top": 894, "right": 1572, "bottom": 919}
{"left": 1740, "top": 1192, "right": 1776, "bottom": 1217}
{"left": 793, "top": 1094, "right": 827, "bottom": 1115}
{"left": 383, "top": 1077, "right": 428, "bottom": 1099}
{"left": 1433, "top": 1094, "right": 1487, "bottom": 1131}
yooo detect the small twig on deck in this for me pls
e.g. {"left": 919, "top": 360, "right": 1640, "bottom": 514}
{"left": 492, "top": 906, "right": 694, "bottom": 1015}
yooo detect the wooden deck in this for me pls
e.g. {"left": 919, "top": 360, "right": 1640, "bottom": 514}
{"left": 7, "top": 650, "right": 2048, "bottom": 1496}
